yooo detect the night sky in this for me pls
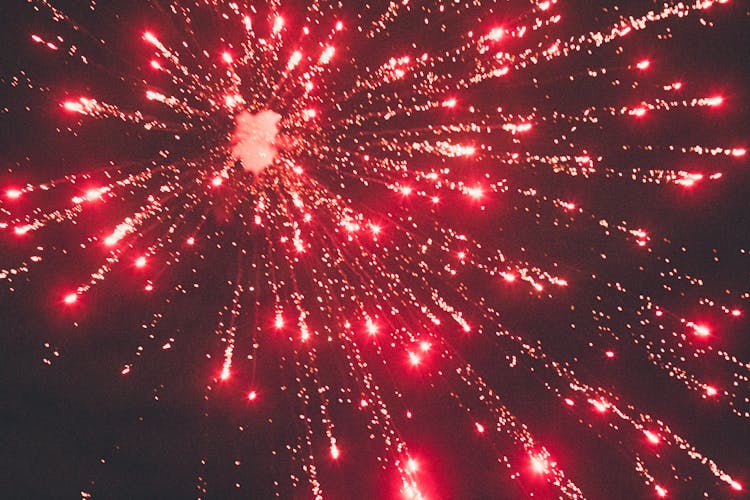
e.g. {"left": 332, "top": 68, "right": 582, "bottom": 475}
{"left": 1, "top": 1, "right": 750, "bottom": 499}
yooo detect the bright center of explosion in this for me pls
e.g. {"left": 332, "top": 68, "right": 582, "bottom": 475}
{"left": 231, "top": 110, "right": 281, "bottom": 175}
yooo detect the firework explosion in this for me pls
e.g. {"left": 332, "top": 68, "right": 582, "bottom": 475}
{"left": 1, "top": 0, "right": 749, "bottom": 498}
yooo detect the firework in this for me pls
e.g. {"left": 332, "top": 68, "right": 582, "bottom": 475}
{"left": 1, "top": 0, "right": 748, "bottom": 498}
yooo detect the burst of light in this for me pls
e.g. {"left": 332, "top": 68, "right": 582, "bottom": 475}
{"left": 531, "top": 455, "right": 549, "bottom": 474}
{"left": 2, "top": 3, "right": 748, "bottom": 498}
{"left": 408, "top": 352, "right": 421, "bottom": 366}
{"left": 319, "top": 46, "right": 335, "bottom": 64}
{"left": 644, "top": 430, "right": 660, "bottom": 445}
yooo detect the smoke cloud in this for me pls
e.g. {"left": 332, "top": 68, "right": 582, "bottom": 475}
{"left": 230, "top": 110, "right": 281, "bottom": 175}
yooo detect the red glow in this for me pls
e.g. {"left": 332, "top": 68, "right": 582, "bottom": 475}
{"left": 475, "top": 422, "right": 485, "bottom": 433}
{"left": 530, "top": 456, "right": 548, "bottom": 474}
{"left": 186, "top": 237, "right": 195, "bottom": 246}
{"left": 705, "top": 96, "right": 723, "bottom": 107}
{"left": 221, "top": 51, "right": 233, "bottom": 64}
{"left": 408, "top": 352, "right": 421, "bottom": 366}
{"left": 330, "top": 443, "right": 340, "bottom": 459}
{"left": 590, "top": 399, "right": 608, "bottom": 413}
{"left": 655, "top": 309, "right": 663, "bottom": 317}
{"left": 150, "top": 60, "right": 162, "bottom": 70}
{"left": 731, "top": 309, "right": 741, "bottom": 317}
{"left": 730, "top": 480, "right": 742, "bottom": 492}
{"left": 731, "top": 148, "right": 746, "bottom": 157}
{"left": 63, "top": 101, "right": 84, "bottom": 113}
{"left": 335, "top": 21, "right": 344, "bottom": 31}
{"left": 220, "top": 367, "right": 231, "bottom": 380}
{"left": 247, "top": 390, "right": 257, "bottom": 401}
{"left": 605, "top": 350, "right": 615, "bottom": 359}
{"left": 64, "top": 293, "right": 78, "bottom": 305}
{"left": 636, "top": 59, "right": 650, "bottom": 70}
{"left": 644, "top": 430, "right": 660, "bottom": 445}
{"left": 564, "top": 398, "right": 575, "bottom": 406}
{"left": 211, "top": 176, "right": 223, "bottom": 187}
{"left": 442, "top": 98, "right": 457, "bottom": 108}
{"left": 655, "top": 484, "right": 668, "bottom": 497}
{"left": 705, "top": 386, "right": 718, "bottom": 397}
{"left": 135, "top": 256, "right": 147, "bottom": 268}
{"left": 691, "top": 324, "right": 710, "bottom": 337}
{"left": 631, "top": 107, "right": 647, "bottom": 117}
{"left": 6, "top": 189, "right": 22, "bottom": 199}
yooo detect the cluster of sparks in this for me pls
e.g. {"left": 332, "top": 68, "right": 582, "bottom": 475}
{"left": 1, "top": 0, "right": 749, "bottom": 498}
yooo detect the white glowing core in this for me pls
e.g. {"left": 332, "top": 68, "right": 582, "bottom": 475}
{"left": 231, "top": 110, "right": 281, "bottom": 175}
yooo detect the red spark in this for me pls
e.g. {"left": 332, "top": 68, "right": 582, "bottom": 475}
{"left": 6, "top": 189, "right": 22, "bottom": 199}
{"left": 64, "top": 293, "right": 78, "bottom": 305}
{"left": 442, "top": 98, "right": 457, "bottom": 108}
{"left": 530, "top": 455, "right": 548, "bottom": 474}
{"left": 475, "top": 422, "right": 485, "bottom": 433}
{"left": 644, "top": 430, "right": 660, "bottom": 445}
{"left": 636, "top": 59, "right": 650, "bottom": 70}
{"left": 247, "top": 390, "right": 257, "bottom": 401}
{"left": 655, "top": 484, "right": 668, "bottom": 497}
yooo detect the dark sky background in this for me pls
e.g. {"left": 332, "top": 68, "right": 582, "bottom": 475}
{"left": 1, "top": 1, "right": 750, "bottom": 499}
